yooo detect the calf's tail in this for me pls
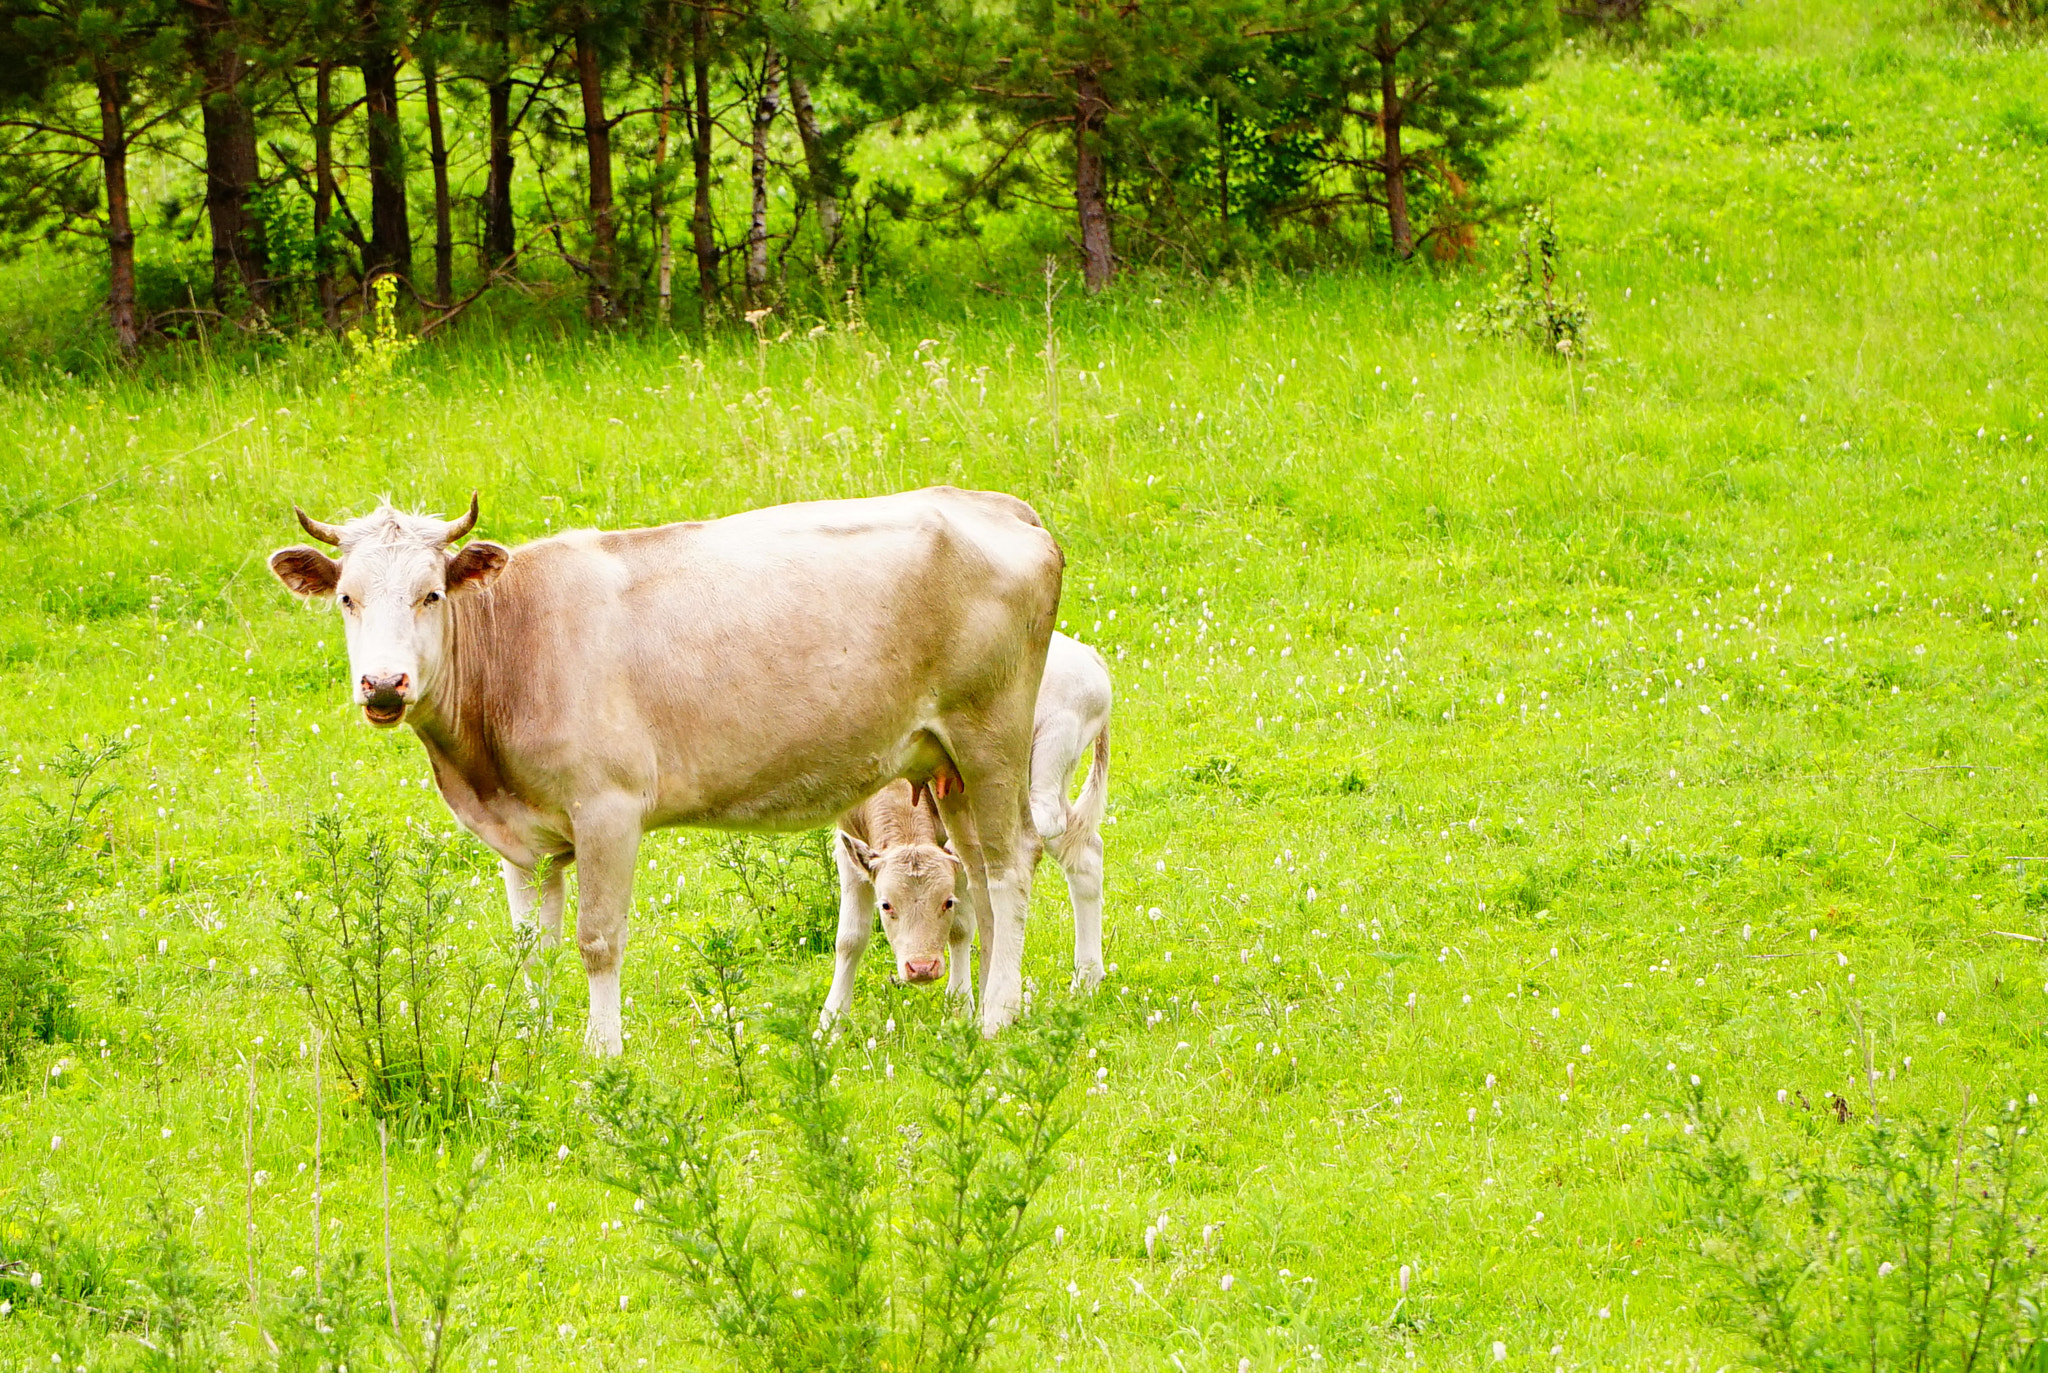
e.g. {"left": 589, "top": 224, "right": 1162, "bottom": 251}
{"left": 1051, "top": 719, "right": 1110, "bottom": 866}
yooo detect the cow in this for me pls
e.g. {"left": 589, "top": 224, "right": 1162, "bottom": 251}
{"left": 822, "top": 631, "right": 1110, "bottom": 1024}
{"left": 267, "top": 489, "right": 1062, "bottom": 1053}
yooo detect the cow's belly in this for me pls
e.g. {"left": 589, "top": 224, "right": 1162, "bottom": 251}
{"left": 644, "top": 723, "right": 953, "bottom": 834}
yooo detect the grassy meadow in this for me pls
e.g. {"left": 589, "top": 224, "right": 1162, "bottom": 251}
{"left": 4, "top": 0, "right": 2048, "bottom": 1368}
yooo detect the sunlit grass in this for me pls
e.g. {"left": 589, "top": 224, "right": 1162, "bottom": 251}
{"left": 2, "top": 1, "right": 2048, "bottom": 1367}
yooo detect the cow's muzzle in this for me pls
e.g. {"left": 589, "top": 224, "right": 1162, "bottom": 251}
{"left": 901, "top": 956, "right": 945, "bottom": 985}
{"left": 359, "top": 673, "right": 410, "bottom": 726}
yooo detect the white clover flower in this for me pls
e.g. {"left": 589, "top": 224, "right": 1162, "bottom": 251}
{"left": 557, "top": 1144, "right": 571, "bottom": 1161}
{"left": 1221, "top": 1274, "right": 1236, "bottom": 1291}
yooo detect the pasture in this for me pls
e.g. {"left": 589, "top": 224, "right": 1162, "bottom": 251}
{"left": 3, "top": 0, "right": 2048, "bottom": 1367}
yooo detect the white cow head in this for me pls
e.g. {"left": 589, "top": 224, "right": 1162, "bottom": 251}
{"left": 838, "top": 833, "right": 964, "bottom": 985}
{"left": 268, "top": 496, "right": 508, "bottom": 727}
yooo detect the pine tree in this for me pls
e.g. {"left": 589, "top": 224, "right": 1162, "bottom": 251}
{"left": 0, "top": 0, "right": 181, "bottom": 356}
{"left": 1305, "top": 0, "right": 1555, "bottom": 258}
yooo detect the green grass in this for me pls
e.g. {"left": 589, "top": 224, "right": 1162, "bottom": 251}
{"left": 4, "top": 0, "right": 2048, "bottom": 1368}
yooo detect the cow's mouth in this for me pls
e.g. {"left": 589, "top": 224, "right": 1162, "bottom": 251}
{"left": 362, "top": 699, "right": 406, "bottom": 726}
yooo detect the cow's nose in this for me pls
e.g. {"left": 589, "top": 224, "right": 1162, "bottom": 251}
{"left": 360, "top": 672, "right": 411, "bottom": 702}
{"left": 902, "top": 956, "right": 944, "bottom": 984}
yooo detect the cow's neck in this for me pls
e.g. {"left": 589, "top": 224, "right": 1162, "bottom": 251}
{"left": 406, "top": 598, "right": 512, "bottom": 819}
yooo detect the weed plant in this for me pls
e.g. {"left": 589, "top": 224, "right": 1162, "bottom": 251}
{"left": 0, "top": 740, "right": 129, "bottom": 1079}
{"left": 713, "top": 830, "right": 839, "bottom": 956}
{"left": 279, "top": 815, "right": 538, "bottom": 1130}
{"left": 1672, "top": 1085, "right": 2048, "bottom": 1371}
{"left": 594, "top": 999, "right": 1089, "bottom": 1373}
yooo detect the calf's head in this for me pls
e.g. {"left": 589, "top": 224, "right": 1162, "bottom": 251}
{"left": 839, "top": 834, "right": 964, "bottom": 985}
{"left": 268, "top": 496, "right": 508, "bottom": 727}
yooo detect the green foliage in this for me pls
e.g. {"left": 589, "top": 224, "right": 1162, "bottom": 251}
{"left": 1456, "top": 206, "right": 1591, "bottom": 355}
{"left": 0, "top": 738, "right": 129, "bottom": 1079}
{"left": 341, "top": 276, "right": 418, "bottom": 386}
{"left": 279, "top": 815, "right": 540, "bottom": 1131}
{"left": 1671, "top": 1086, "right": 2048, "bottom": 1371}
{"left": 1657, "top": 49, "right": 1823, "bottom": 121}
{"left": 594, "top": 999, "right": 1088, "bottom": 1373}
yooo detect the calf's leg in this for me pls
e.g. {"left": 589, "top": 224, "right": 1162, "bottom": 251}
{"left": 820, "top": 838, "right": 876, "bottom": 1028}
{"left": 1060, "top": 828, "right": 1106, "bottom": 992}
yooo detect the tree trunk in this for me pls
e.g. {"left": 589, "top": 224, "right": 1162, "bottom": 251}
{"left": 690, "top": 3, "right": 718, "bottom": 307}
{"left": 482, "top": 0, "right": 516, "bottom": 269}
{"left": 1217, "top": 102, "right": 1230, "bottom": 228}
{"left": 656, "top": 61, "right": 674, "bottom": 325}
{"left": 358, "top": 12, "right": 412, "bottom": 280}
{"left": 314, "top": 62, "right": 340, "bottom": 329}
{"left": 575, "top": 26, "right": 616, "bottom": 323}
{"left": 785, "top": 65, "right": 841, "bottom": 260}
{"left": 746, "top": 43, "right": 780, "bottom": 306}
{"left": 1073, "top": 67, "right": 1115, "bottom": 293}
{"left": 187, "top": 5, "right": 264, "bottom": 310}
{"left": 1378, "top": 42, "right": 1413, "bottom": 260}
{"left": 424, "top": 61, "right": 453, "bottom": 305}
{"left": 93, "top": 58, "right": 137, "bottom": 358}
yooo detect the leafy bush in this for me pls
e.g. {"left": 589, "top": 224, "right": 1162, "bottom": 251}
{"left": 279, "top": 815, "right": 543, "bottom": 1131}
{"left": 1670, "top": 1084, "right": 2048, "bottom": 1370}
{"left": 595, "top": 1000, "right": 1090, "bottom": 1373}
{"left": 1457, "top": 208, "right": 1592, "bottom": 358}
{"left": 0, "top": 739, "right": 128, "bottom": 1080}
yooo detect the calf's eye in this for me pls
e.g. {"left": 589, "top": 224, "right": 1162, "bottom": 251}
{"left": 944, "top": 898, "right": 955, "bottom": 910}
{"left": 880, "top": 902, "right": 893, "bottom": 913}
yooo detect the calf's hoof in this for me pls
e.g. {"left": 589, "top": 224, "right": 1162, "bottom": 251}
{"left": 1071, "top": 963, "right": 1105, "bottom": 994}
{"left": 583, "top": 1021, "right": 624, "bottom": 1057}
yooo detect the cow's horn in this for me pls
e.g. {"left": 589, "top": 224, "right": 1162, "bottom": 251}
{"left": 294, "top": 506, "right": 344, "bottom": 545}
{"left": 440, "top": 492, "right": 480, "bottom": 545}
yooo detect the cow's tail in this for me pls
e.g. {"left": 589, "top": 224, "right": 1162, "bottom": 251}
{"left": 1052, "top": 719, "right": 1110, "bottom": 866}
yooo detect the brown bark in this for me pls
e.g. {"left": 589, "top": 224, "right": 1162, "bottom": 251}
{"left": 1073, "top": 67, "right": 1114, "bottom": 293}
{"left": 358, "top": 9, "right": 412, "bottom": 279}
{"left": 575, "top": 27, "right": 617, "bottom": 323}
{"left": 785, "top": 64, "right": 841, "bottom": 260}
{"left": 93, "top": 58, "right": 137, "bottom": 358}
{"left": 314, "top": 62, "right": 340, "bottom": 328}
{"left": 656, "top": 61, "right": 674, "bottom": 324}
{"left": 186, "top": 3, "right": 265, "bottom": 309}
{"left": 1378, "top": 38, "right": 1412, "bottom": 260}
{"left": 690, "top": 3, "right": 718, "bottom": 307}
{"left": 746, "top": 43, "right": 780, "bottom": 305}
{"left": 482, "top": 0, "right": 516, "bottom": 269}
{"left": 424, "top": 62, "right": 453, "bottom": 304}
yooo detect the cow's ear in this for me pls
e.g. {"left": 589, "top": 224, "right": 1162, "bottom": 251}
{"left": 838, "top": 830, "right": 879, "bottom": 878}
{"left": 270, "top": 546, "right": 341, "bottom": 599}
{"left": 446, "top": 540, "right": 509, "bottom": 594}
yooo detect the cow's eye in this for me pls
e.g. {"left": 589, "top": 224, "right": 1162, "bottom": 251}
{"left": 340, "top": 595, "right": 354, "bottom": 610}
{"left": 423, "top": 591, "right": 441, "bottom": 605}
{"left": 880, "top": 902, "right": 893, "bottom": 913}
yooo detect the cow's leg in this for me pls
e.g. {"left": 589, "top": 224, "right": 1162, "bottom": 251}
{"left": 940, "top": 733, "right": 1041, "bottom": 1036}
{"left": 1060, "top": 827, "right": 1106, "bottom": 993}
{"left": 569, "top": 806, "right": 641, "bottom": 1057}
{"left": 502, "top": 857, "right": 566, "bottom": 947}
{"left": 820, "top": 839, "right": 876, "bottom": 1028}
{"left": 933, "top": 788, "right": 996, "bottom": 1004}
{"left": 945, "top": 868, "right": 976, "bottom": 1013}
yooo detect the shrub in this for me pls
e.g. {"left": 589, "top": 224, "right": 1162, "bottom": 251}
{"left": 1457, "top": 207, "right": 1592, "bottom": 358}
{"left": 279, "top": 815, "right": 541, "bottom": 1131}
{"left": 594, "top": 1000, "right": 1090, "bottom": 1373}
{"left": 0, "top": 739, "right": 129, "bottom": 1080}
{"left": 1669, "top": 1083, "right": 2048, "bottom": 1370}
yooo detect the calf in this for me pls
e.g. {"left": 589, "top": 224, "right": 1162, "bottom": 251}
{"left": 823, "top": 631, "right": 1111, "bottom": 1022}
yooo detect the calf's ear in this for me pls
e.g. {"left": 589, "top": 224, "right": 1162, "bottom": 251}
{"left": 270, "top": 545, "right": 341, "bottom": 599}
{"left": 446, "top": 540, "right": 509, "bottom": 593}
{"left": 837, "top": 830, "right": 880, "bottom": 878}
